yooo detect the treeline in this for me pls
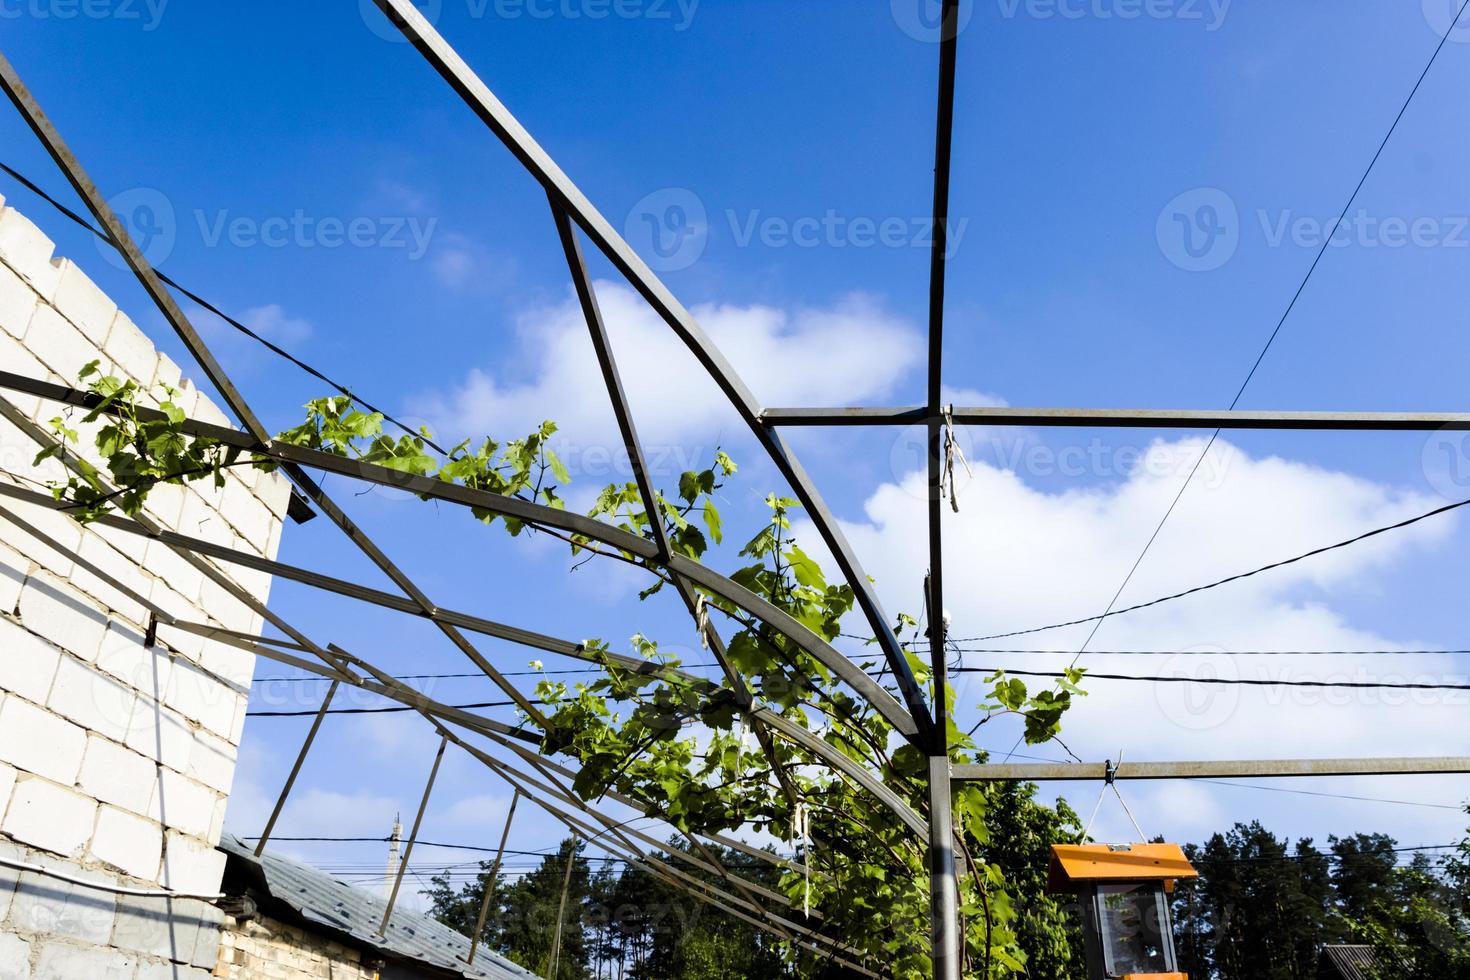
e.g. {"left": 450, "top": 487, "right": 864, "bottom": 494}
{"left": 424, "top": 817, "right": 1470, "bottom": 979}
{"left": 1174, "top": 821, "right": 1470, "bottom": 979}
{"left": 424, "top": 838, "right": 800, "bottom": 980}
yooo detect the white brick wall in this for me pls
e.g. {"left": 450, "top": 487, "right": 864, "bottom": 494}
{"left": 0, "top": 195, "right": 290, "bottom": 978}
{"left": 2, "top": 778, "right": 96, "bottom": 857}
{"left": 88, "top": 808, "right": 161, "bottom": 882}
{"left": 0, "top": 699, "right": 86, "bottom": 785}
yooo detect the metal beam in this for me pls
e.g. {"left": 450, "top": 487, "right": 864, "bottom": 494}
{"left": 952, "top": 757, "right": 1470, "bottom": 781}
{"left": 761, "top": 405, "right": 1470, "bottom": 431}
{"left": 378, "top": 735, "right": 448, "bottom": 936}
{"left": 0, "top": 59, "right": 548, "bottom": 728}
{"left": 464, "top": 788, "right": 518, "bottom": 966}
{"left": 923, "top": 5, "right": 962, "bottom": 977}
{"left": 371, "top": 0, "right": 935, "bottom": 750}
{"left": 254, "top": 679, "right": 338, "bottom": 856}
{"left": 437, "top": 730, "right": 876, "bottom": 973}
{"left": 549, "top": 199, "right": 806, "bottom": 813}
{"left": 0, "top": 487, "right": 929, "bottom": 837}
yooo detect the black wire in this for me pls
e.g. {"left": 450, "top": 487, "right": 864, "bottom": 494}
{"left": 963, "top": 666, "right": 1470, "bottom": 691}
{"left": 245, "top": 698, "right": 546, "bottom": 717}
{"left": 929, "top": 647, "right": 1470, "bottom": 657}
{"left": 252, "top": 645, "right": 1470, "bottom": 693}
{"left": 237, "top": 833, "right": 1461, "bottom": 866}
{"left": 991, "top": 0, "right": 1470, "bottom": 765}
{"left": 0, "top": 160, "right": 448, "bottom": 455}
{"left": 1055, "top": 0, "right": 1470, "bottom": 665}
{"left": 1196, "top": 780, "right": 1465, "bottom": 812}
{"left": 252, "top": 664, "right": 726, "bottom": 684}
{"left": 239, "top": 835, "right": 637, "bottom": 859}
{"left": 967, "top": 494, "right": 1470, "bottom": 642}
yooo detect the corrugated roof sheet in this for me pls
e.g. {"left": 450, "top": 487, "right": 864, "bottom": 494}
{"left": 1318, "top": 944, "right": 1382, "bottom": 980}
{"left": 219, "top": 833, "right": 541, "bottom": 980}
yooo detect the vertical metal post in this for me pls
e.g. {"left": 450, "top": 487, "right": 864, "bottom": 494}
{"left": 465, "top": 789, "right": 520, "bottom": 965}
{"left": 547, "top": 834, "right": 579, "bottom": 979}
{"left": 928, "top": 755, "right": 960, "bottom": 980}
{"left": 923, "top": 1, "right": 962, "bottom": 978}
{"left": 379, "top": 735, "right": 448, "bottom": 936}
{"left": 255, "top": 679, "right": 339, "bottom": 856}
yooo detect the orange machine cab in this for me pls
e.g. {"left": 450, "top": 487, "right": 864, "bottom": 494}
{"left": 1047, "top": 843, "right": 1198, "bottom": 980}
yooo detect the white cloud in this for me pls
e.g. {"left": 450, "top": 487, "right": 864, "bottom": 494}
{"left": 427, "top": 232, "right": 515, "bottom": 294}
{"left": 189, "top": 301, "right": 313, "bottom": 374}
{"left": 819, "top": 436, "right": 1470, "bottom": 843}
{"left": 441, "top": 792, "right": 510, "bottom": 826}
{"left": 239, "top": 303, "right": 313, "bottom": 346}
{"left": 409, "top": 282, "right": 922, "bottom": 471}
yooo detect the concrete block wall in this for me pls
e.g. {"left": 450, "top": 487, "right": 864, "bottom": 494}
{"left": 0, "top": 195, "right": 289, "bottom": 977}
{"left": 215, "top": 914, "right": 379, "bottom": 980}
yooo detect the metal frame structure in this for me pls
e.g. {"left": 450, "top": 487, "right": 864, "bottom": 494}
{"left": 2, "top": 4, "right": 1468, "bottom": 977}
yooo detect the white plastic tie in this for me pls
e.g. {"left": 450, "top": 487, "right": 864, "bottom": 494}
{"left": 940, "top": 404, "right": 972, "bottom": 513}
{"left": 694, "top": 594, "right": 710, "bottom": 650}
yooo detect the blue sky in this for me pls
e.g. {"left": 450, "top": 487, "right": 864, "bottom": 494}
{"left": 4, "top": 0, "right": 1470, "bottom": 902}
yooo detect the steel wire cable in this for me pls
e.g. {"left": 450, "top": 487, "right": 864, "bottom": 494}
{"left": 0, "top": 160, "right": 448, "bottom": 454}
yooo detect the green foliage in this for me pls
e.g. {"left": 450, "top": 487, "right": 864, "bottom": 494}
{"left": 45, "top": 369, "right": 1091, "bottom": 978}
{"left": 1354, "top": 821, "right": 1470, "bottom": 980}
{"left": 274, "top": 395, "right": 569, "bottom": 532}
{"left": 36, "top": 361, "right": 253, "bottom": 522}
{"left": 426, "top": 837, "right": 595, "bottom": 980}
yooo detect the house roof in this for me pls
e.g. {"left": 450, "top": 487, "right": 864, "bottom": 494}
{"left": 218, "top": 833, "right": 542, "bottom": 980}
{"left": 1317, "top": 944, "right": 1383, "bottom": 980}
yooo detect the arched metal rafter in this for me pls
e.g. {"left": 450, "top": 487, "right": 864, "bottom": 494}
{"left": 0, "top": 477, "right": 865, "bottom": 962}
{"left": 0, "top": 468, "right": 933, "bottom": 837}
{"left": 0, "top": 370, "right": 920, "bottom": 739}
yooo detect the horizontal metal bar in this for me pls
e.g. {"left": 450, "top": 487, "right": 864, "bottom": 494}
{"left": 761, "top": 406, "right": 1470, "bottom": 431}
{"left": 953, "top": 757, "right": 1470, "bottom": 781}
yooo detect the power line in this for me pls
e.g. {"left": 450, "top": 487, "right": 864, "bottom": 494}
{"left": 942, "top": 648, "right": 1470, "bottom": 657}
{"left": 0, "top": 160, "right": 447, "bottom": 454}
{"left": 965, "top": 494, "right": 1470, "bottom": 642}
{"left": 252, "top": 664, "right": 725, "bottom": 684}
{"left": 1055, "top": 0, "right": 1470, "bottom": 662}
{"left": 1196, "top": 780, "right": 1466, "bottom": 812}
{"left": 992, "top": 0, "right": 1470, "bottom": 766}
{"left": 240, "top": 832, "right": 1461, "bottom": 869}
{"left": 245, "top": 698, "right": 544, "bottom": 718}
{"left": 962, "top": 666, "right": 1470, "bottom": 691}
